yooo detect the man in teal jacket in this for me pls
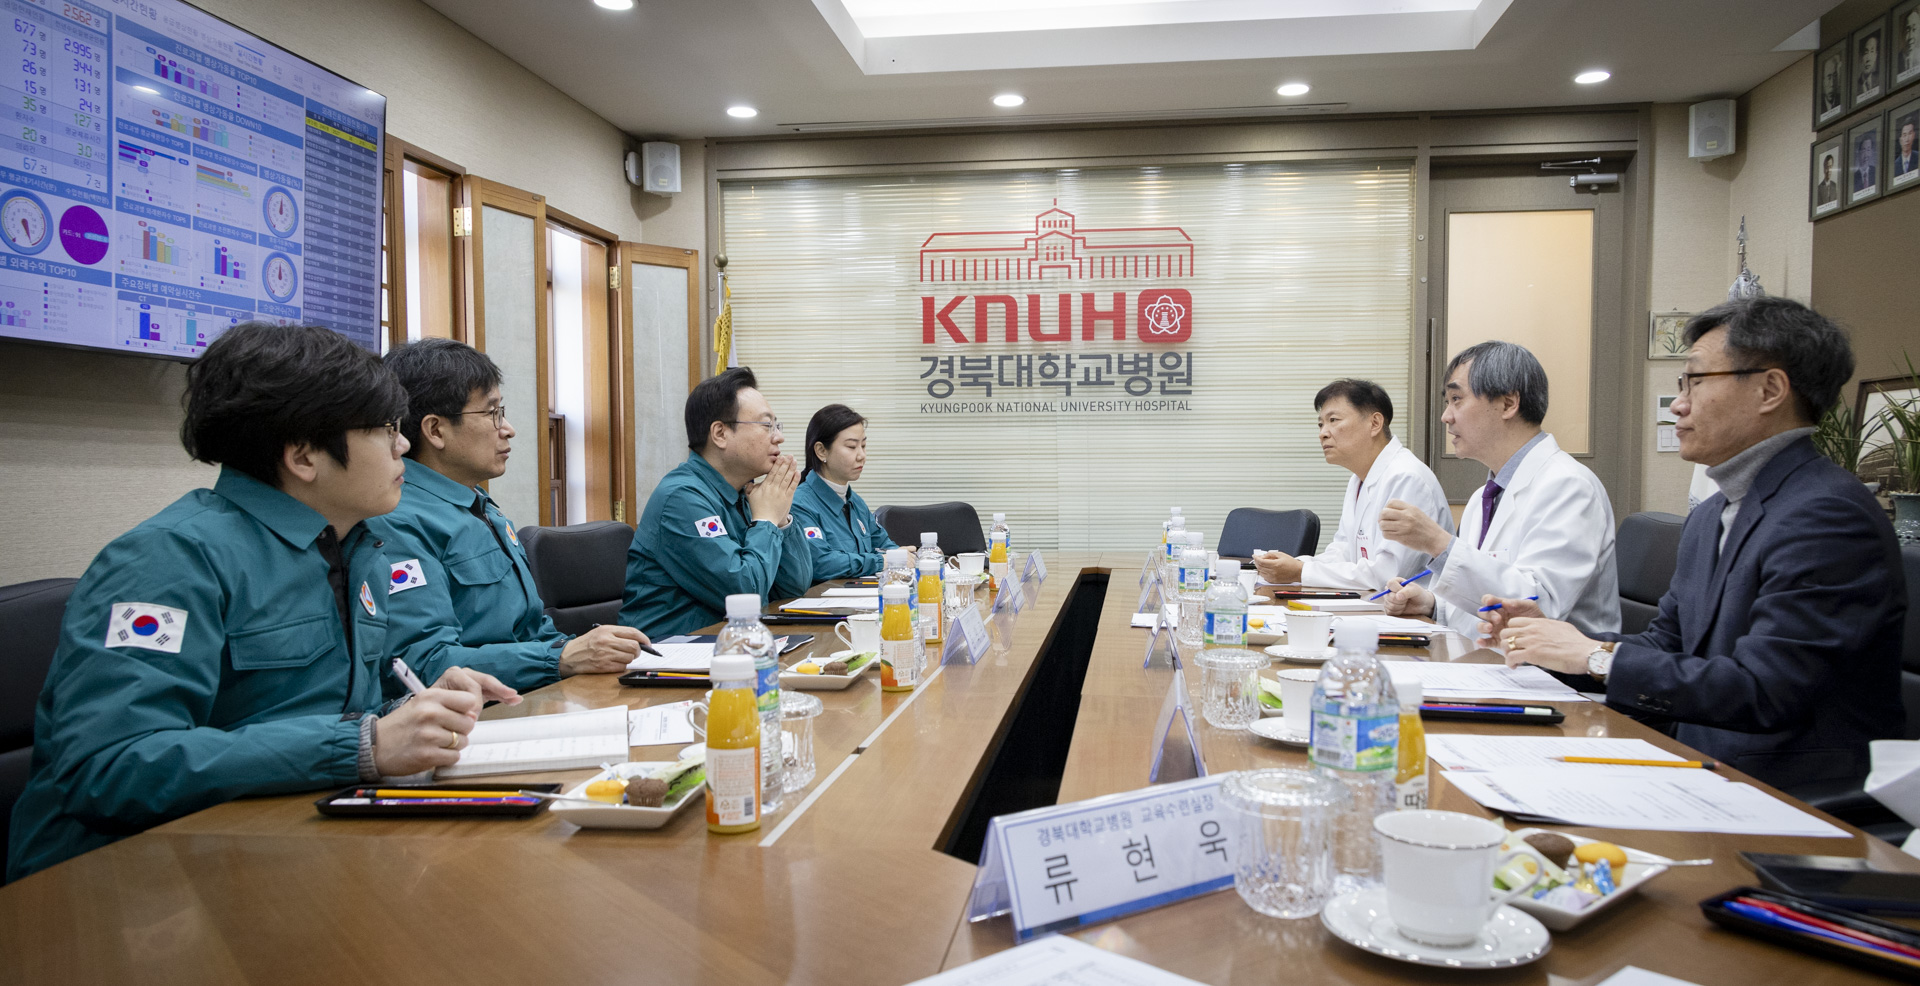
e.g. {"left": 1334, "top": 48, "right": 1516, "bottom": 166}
{"left": 790, "top": 403, "right": 901, "bottom": 579}
{"left": 621, "top": 367, "right": 813, "bottom": 639}
{"left": 375, "top": 340, "right": 649, "bottom": 694}
{"left": 9, "top": 325, "right": 517, "bottom": 881}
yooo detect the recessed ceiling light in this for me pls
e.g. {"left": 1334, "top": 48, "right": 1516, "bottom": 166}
{"left": 727, "top": 105, "right": 758, "bottom": 118}
{"left": 593, "top": 0, "right": 634, "bottom": 9}
{"left": 1574, "top": 70, "right": 1611, "bottom": 84}
{"left": 1276, "top": 82, "right": 1310, "bottom": 97}
{"left": 993, "top": 93, "right": 1025, "bottom": 108}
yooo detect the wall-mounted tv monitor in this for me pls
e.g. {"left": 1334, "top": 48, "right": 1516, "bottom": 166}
{"left": 0, "top": 0, "right": 386, "bottom": 358}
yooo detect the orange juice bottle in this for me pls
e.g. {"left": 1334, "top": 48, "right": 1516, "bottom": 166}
{"left": 917, "top": 538, "right": 944, "bottom": 644}
{"left": 880, "top": 583, "right": 919, "bottom": 692}
{"left": 987, "top": 526, "right": 1009, "bottom": 593}
{"left": 704, "top": 654, "right": 762, "bottom": 834}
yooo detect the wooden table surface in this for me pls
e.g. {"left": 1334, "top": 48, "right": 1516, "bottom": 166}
{"left": 2, "top": 552, "right": 1913, "bottom": 986}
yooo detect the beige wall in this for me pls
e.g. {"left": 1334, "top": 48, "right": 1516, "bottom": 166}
{"left": 0, "top": 0, "right": 645, "bottom": 584}
{"left": 1641, "top": 56, "right": 1814, "bottom": 514}
{"left": 638, "top": 140, "right": 709, "bottom": 340}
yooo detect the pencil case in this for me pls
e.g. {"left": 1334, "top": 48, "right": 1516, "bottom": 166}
{"left": 1701, "top": 886, "right": 1920, "bottom": 982}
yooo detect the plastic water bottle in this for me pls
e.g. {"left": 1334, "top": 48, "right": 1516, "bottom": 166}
{"left": 1163, "top": 507, "right": 1183, "bottom": 543}
{"left": 715, "top": 593, "right": 783, "bottom": 812}
{"left": 1309, "top": 618, "right": 1398, "bottom": 893}
{"left": 1202, "top": 558, "right": 1249, "bottom": 649}
{"left": 880, "top": 546, "right": 925, "bottom": 673}
{"left": 1176, "top": 547, "right": 1209, "bottom": 649}
{"left": 1159, "top": 517, "right": 1187, "bottom": 589}
{"left": 917, "top": 533, "right": 944, "bottom": 643}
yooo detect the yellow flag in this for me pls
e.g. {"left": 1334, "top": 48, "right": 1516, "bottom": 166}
{"left": 712, "top": 276, "right": 733, "bottom": 368}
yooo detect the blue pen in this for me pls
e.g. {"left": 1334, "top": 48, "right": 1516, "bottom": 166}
{"left": 1478, "top": 594, "right": 1539, "bottom": 613}
{"left": 1720, "top": 900, "right": 1917, "bottom": 961}
{"left": 1368, "top": 568, "right": 1432, "bottom": 601}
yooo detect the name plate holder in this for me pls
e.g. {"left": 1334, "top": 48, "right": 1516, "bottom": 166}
{"left": 1023, "top": 550, "right": 1047, "bottom": 584}
{"left": 943, "top": 606, "right": 991, "bottom": 665}
{"left": 1142, "top": 606, "right": 1178, "bottom": 669}
{"left": 1135, "top": 578, "right": 1163, "bottom": 615}
{"left": 966, "top": 774, "right": 1232, "bottom": 942}
{"left": 1147, "top": 668, "right": 1203, "bottom": 782}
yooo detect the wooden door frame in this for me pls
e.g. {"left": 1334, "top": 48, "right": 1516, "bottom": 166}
{"left": 546, "top": 208, "right": 619, "bottom": 524}
{"left": 461, "top": 176, "right": 553, "bottom": 524}
{"left": 612, "top": 241, "right": 701, "bottom": 524}
{"left": 381, "top": 137, "right": 467, "bottom": 350}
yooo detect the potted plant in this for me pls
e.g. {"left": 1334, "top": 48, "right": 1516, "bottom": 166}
{"left": 1866, "top": 355, "right": 1920, "bottom": 545}
{"left": 1813, "top": 396, "right": 1868, "bottom": 479}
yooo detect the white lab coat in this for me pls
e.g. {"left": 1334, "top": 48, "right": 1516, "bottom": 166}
{"left": 1428, "top": 433, "right": 1622, "bottom": 639}
{"left": 1300, "top": 437, "right": 1454, "bottom": 591}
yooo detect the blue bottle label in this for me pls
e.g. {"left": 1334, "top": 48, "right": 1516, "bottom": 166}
{"left": 1203, "top": 611, "right": 1247, "bottom": 645}
{"left": 756, "top": 662, "right": 780, "bottom": 713}
{"left": 1309, "top": 708, "right": 1399, "bottom": 772}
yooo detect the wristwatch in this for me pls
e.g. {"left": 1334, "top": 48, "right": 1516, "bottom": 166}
{"left": 1586, "top": 640, "right": 1618, "bottom": 680}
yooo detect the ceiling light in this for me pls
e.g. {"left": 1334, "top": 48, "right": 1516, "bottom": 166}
{"left": 1276, "top": 83, "right": 1310, "bottom": 97}
{"left": 1574, "top": 70, "right": 1611, "bottom": 84}
{"left": 727, "top": 105, "right": 758, "bottom": 118}
{"left": 593, "top": 0, "right": 634, "bottom": 9}
{"left": 993, "top": 93, "right": 1025, "bottom": 108}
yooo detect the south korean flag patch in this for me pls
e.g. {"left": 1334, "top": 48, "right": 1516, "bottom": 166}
{"left": 105, "top": 602, "right": 189, "bottom": 654}
{"left": 803, "top": 526, "right": 824, "bottom": 540}
{"left": 389, "top": 559, "right": 427, "bottom": 594}
{"left": 694, "top": 515, "right": 728, "bottom": 538}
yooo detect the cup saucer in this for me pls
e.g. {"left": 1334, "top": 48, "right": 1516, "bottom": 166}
{"left": 1264, "top": 644, "right": 1333, "bottom": 664}
{"left": 1247, "top": 718, "right": 1311, "bottom": 747}
{"left": 1320, "top": 888, "right": 1551, "bottom": 969}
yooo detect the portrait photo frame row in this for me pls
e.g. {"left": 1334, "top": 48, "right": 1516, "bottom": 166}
{"left": 1814, "top": 0, "right": 1920, "bottom": 130}
{"left": 1811, "top": 92, "right": 1920, "bottom": 219}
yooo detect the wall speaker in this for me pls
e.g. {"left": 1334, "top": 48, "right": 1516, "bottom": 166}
{"left": 626, "top": 141, "right": 681, "bottom": 194}
{"left": 1688, "top": 99, "right": 1736, "bottom": 160}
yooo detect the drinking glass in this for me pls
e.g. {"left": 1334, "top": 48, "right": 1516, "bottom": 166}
{"left": 1193, "top": 648, "right": 1268, "bottom": 729}
{"left": 1218, "top": 768, "right": 1341, "bottom": 918}
{"left": 780, "top": 692, "right": 824, "bottom": 792}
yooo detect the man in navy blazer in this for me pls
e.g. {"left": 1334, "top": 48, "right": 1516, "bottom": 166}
{"left": 1483, "top": 297, "right": 1906, "bottom": 789}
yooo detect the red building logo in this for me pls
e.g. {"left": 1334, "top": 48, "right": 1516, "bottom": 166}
{"left": 919, "top": 202, "right": 1195, "bottom": 283}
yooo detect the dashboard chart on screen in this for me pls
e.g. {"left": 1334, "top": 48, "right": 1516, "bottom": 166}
{"left": 0, "top": 0, "right": 385, "bottom": 357}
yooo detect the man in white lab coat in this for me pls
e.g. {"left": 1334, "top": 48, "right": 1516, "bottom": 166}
{"left": 1378, "top": 341, "right": 1621, "bottom": 639}
{"left": 1252, "top": 379, "right": 1452, "bottom": 590}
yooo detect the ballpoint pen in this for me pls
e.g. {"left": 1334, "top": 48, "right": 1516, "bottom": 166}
{"left": 1368, "top": 568, "right": 1431, "bottom": 601}
{"left": 1478, "top": 594, "right": 1540, "bottom": 613}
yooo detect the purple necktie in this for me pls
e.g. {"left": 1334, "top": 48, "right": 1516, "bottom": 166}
{"left": 1477, "top": 477, "right": 1504, "bottom": 548}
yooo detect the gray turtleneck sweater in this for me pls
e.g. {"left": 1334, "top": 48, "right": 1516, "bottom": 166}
{"left": 1703, "top": 426, "right": 1815, "bottom": 553}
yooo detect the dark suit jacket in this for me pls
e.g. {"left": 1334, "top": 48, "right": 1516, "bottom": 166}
{"left": 1602, "top": 438, "right": 1906, "bottom": 789}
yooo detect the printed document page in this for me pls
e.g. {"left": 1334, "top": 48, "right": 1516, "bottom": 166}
{"left": 1445, "top": 768, "right": 1847, "bottom": 837}
{"left": 1385, "top": 662, "right": 1588, "bottom": 702}
{"left": 906, "top": 936, "right": 1202, "bottom": 986}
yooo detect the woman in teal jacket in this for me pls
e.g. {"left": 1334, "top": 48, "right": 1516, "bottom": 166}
{"left": 790, "top": 404, "right": 901, "bottom": 579}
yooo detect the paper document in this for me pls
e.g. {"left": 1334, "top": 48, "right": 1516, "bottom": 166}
{"left": 628, "top": 701, "right": 696, "bottom": 746}
{"left": 627, "top": 642, "right": 717, "bottom": 672}
{"left": 779, "top": 597, "right": 879, "bottom": 612}
{"left": 1596, "top": 968, "right": 1706, "bottom": 986}
{"left": 1130, "top": 605, "right": 1178, "bottom": 629}
{"left": 1426, "top": 735, "right": 1690, "bottom": 772}
{"left": 1384, "top": 661, "right": 1588, "bottom": 702}
{"left": 439, "top": 705, "right": 629, "bottom": 778}
{"left": 1445, "top": 767, "right": 1848, "bottom": 837}
{"left": 1293, "top": 598, "right": 1386, "bottom": 613}
{"left": 822, "top": 587, "right": 878, "bottom": 597}
{"left": 905, "top": 935, "right": 1203, "bottom": 986}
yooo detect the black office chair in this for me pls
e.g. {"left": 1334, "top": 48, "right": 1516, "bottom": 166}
{"left": 1217, "top": 508, "right": 1319, "bottom": 559}
{"left": 1615, "top": 511, "right": 1686, "bottom": 634}
{"left": 1788, "top": 544, "right": 1920, "bottom": 843}
{"left": 517, "top": 521, "right": 634, "bottom": 636}
{"left": 873, "top": 502, "right": 988, "bottom": 555}
{"left": 0, "top": 577, "right": 77, "bottom": 879}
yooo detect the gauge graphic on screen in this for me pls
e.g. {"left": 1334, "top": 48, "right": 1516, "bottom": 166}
{"left": 262, "top": 252, "right": 298, "bottom": 303}
{"left": 261, "top": 186, "right": 298, "bottom": 238}
{"left": 0, "top": 189, "right": 52, "bottom": 255}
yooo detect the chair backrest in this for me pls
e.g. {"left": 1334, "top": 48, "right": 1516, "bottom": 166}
{"left": 873, "top": 502, "right": 987, "bottom": 555}
{"left": 1615, "top": 511, "right": 1686, "bottom": 634}
{"left": 1903, "top": 545, "right": 1920, "bottom": 676}
{"left": 1217, "top": 508, "right": 1319, "bottom": 559}
{"left": 0, "top": 577, "right": 76, "bottom": 878}
{"left": 517, "top": 521, "right": 634, "bottom": 637}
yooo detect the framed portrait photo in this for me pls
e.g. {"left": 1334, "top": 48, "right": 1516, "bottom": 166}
{"left": 1855, "top": 15, "right": 1891, "bottom": 109}
{"left": 1848, "top": 117, "right": 1885, "bottom": 205}
{"left": 1648, "top": 312, "right": 1691, "bottom": 360}
{"left": 1893, "top": 0, "right": 1920, "bottom": 93}
{"left": 1890, "top": 96, "right": 1920, "bottom": 194}
{"left": 1811, "top": 134, "right": 1846, "bottom": 217}
{"left": 1816, "top": 38, "right": 1851, "bottom": 126}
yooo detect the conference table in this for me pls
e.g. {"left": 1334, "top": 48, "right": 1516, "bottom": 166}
{"left": 2, "top": 552, "right": 1915, "bottom": 985}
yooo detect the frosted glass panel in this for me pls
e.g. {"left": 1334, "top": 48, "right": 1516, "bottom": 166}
{"left": 482, "top": 206, "right": 541, "bottom": 527}
{"left": 720, "top": 161, "right": 1415, "bottom": 551}
{"left": 1444, "top": 210, "right": 1593, "bottom": 455}
{"left": 632, "top": 261, "right": 691, "bottom": 499}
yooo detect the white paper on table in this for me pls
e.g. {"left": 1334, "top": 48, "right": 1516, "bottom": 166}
{"left": 1130, "top": 604, "right": 1178, "bottom": 629}
{"left": 628, "top": 701, "right": 696, "bottom": 746}
{"left": 1595, "top": 968, "right": 1705, "bottom": 986}
{"left": 441, "top": 705, "right": 630, "bottom": 777}
{"left": 1445, "top": 767, "right": 1848, "bottom": 837}
{"left": 626, "top": 642, "right": 716, "bottom": 671}
{"left": 904, "top": 935, "right": 1204, "bottom": 986}
{"left": 779, "top": 597, "right": 879, "bottom": 612}
{"left": 1384, "top": 661, "right": 1588, "bottom": 702}
{"left": 1293, "top": 598, "right": 1385, "bottom": 613}
{"left": 821, "top": 587, "right": 878, "bottom": 597}
{"left": 1247, "top": 605, "right": 1288, "bottom": 629}
{"left": 1867, "top": 739, "right": 1920, "bottom": 831}
{"left": 1425, "top": 735, "right": 1690, "bottom": 773}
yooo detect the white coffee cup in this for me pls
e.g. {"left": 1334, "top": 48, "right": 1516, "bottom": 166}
{"left": 1373, "top": 810, "right": 1541, "bottom": 947}
{"left": 1286, "top": 611, "right": 1340, "bottom": 657}
{"left": 954, "top": 552, "right": 986, "bottom": 575}
{"left": 1237, "top": 570, "right": 1259, "bottom": 599}
{"left": 1274, "top": 669, "right": 1319, "bottom": 735}
{"left": 835, "top": 613, "right": 881, "bottom": 653}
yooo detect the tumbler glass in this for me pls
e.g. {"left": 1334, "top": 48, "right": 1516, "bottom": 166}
{"left": 780, "top": 692, "right": 824, "bottom": 792}
{"left": 1193, "top": 648, "right": 1269, "bottom": 729}
{"left": 1218, "top": 768, "right": 1340, "bottom": 918}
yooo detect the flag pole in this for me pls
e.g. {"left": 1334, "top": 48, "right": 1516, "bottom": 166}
{"left": 712, "top": 253, "right": 734, "bottom": 373}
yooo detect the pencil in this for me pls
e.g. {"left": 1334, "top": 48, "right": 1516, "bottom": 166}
{"left": 1558, "top": 756, "right": 1716, "bottom": 769}
{"left": 365, "top": 788, "right": 537, "bottom": 799}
